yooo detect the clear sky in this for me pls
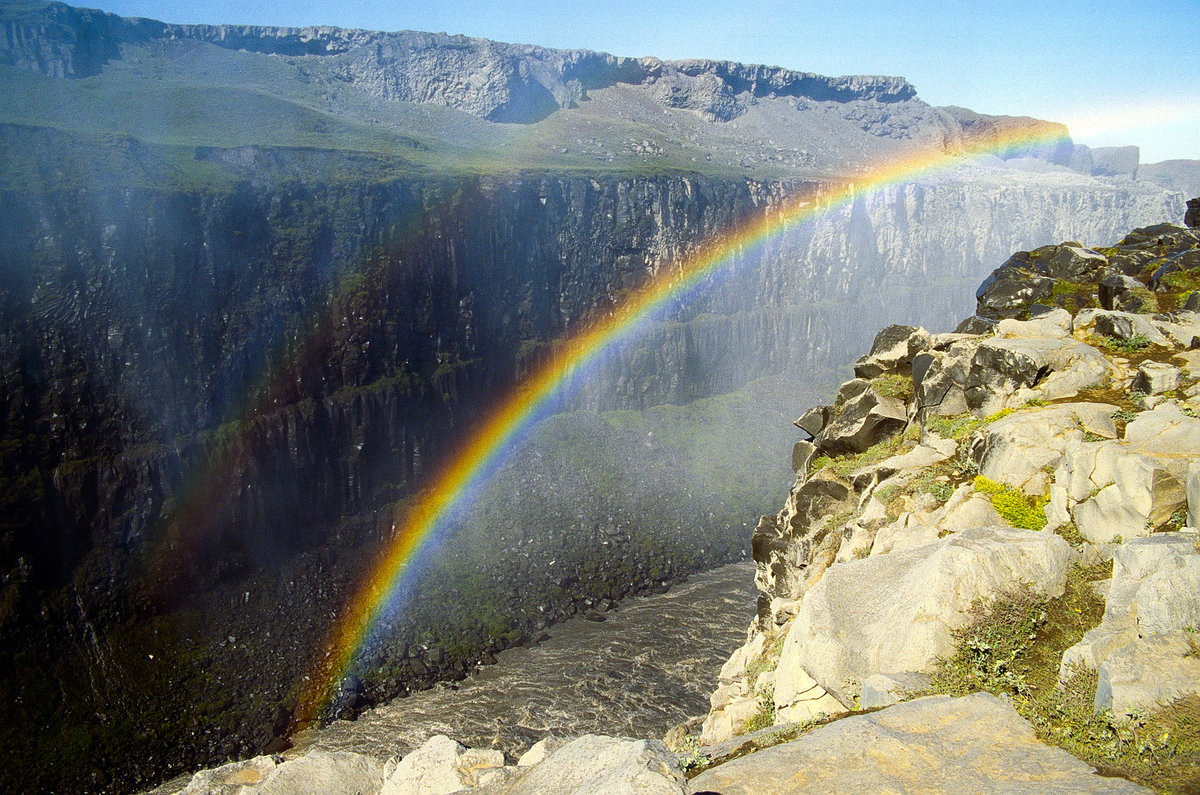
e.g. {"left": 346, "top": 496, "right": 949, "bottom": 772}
{"left": 87, "top": 0, "right": 1199, "bottom": 162}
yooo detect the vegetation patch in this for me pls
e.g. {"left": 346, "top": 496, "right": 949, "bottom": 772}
{"left": 811, "top": 424, "right": 919, "bottom": 478}
{"left": 1098, "top": 333, "right": 1152, "bottom": 355}
{"left": 973, "top": 475, "right": 1047, "bottom": 531}
{"left": 923, "top": 569, "right": 1200, "bottom": 792}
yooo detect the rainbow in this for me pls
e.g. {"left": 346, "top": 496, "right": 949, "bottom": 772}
{"left": 292, "top": 126, "right": 1069, "bottom": 720}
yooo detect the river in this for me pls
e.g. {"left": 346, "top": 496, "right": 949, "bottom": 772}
{"left": 293, "top": 561, "right": 756, "bottom": 760}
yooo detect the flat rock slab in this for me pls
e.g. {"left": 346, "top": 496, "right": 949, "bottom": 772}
{"left": 687, "top": 694, "right": 1149, "bottom": 794}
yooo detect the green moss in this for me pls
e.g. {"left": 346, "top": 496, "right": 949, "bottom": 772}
{"left": 925, "top": 413, "right": 983, "bottom": 441}
{"left": 973, "top": 475, "right": 1047, "bottom": 531}
{"left": 871, "top": 373, "right": 913, "bottom": 401}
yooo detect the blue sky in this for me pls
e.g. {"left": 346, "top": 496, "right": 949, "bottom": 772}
{"left": 90, "top": 0, "right": 1199, "bottom": 162}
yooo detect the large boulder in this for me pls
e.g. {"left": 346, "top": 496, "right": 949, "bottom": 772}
{"left": 1032, "top": 245, "right": 1108, "bottom": 281}
{"left": 1047, "top": 404, "right": 1200, "bottom": 543}
{"left": 1132, "top": 361, "right": 1182, "bottom": 395}
{"left": 687, "top": 694, "right": 1149, "bottom": 794}
{"left": 852, "top": 324, "right": 931, "bottom": 379}
{"left": 1061, "top": 534, "right": 1200, "bottom": 718}
{"left": 505, "top": 735, "right": 685, "bottom": 795}
{"left": 380, "top": 734, "right": 508, "bottom": 795}
{"left": 773, "top": 526, "right": 1072, "bottom": 712}
{"left": 964, "top": 337, "right": 1108, "bottom": 415}
{"left": 1186, "top": 197, "right": 1199, "bottom": 228}
{"left": 1074, "top": 309, "right": 1172, "bottom": 348}
{"left": 1099, "top": 273, "right": 1148, "bottom": 312}
{"left": 173, "top": 750, "right": 386, "bottom": 795}
{"left": 969, "top": 403, "right": 1117, "bottom": 492}
{"left": 813, "top": 384, "right": 908, "bottom": 456}
{"left": 975, "top": 255, "right": 1055, "bottom": 320}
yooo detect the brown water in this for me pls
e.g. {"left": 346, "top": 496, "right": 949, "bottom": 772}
{"left": 296, "top": 561, "right": 756, "bottom": 760}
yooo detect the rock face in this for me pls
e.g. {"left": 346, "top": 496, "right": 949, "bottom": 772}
{"left": 1187, "top": 198, "right": 1200, "bottom": 228}
{"left": 773, "top": 526, "right": 1071, "bottom": 716}
{"left": 688, "top": 694, "right": 1150, "bottom": 794}
{"left": 1061, "top": 535, "right": 1200, "bottom": 717}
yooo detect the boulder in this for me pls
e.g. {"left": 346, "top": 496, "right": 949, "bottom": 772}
{"left": 1050, "top": 404, "right": 1200, "bottom": 543}
{"left": 955, "top": 315, "right": 996, "bottom": 335}
{"left": 1061, "top": 534, "right": 1200, "bottom": 717}
{"left": 380, "top": 734, "right": 507, "bottom": 795}
{"left": 1132, "top": 361, "right": 1182, "bottom": 395}
{"left": 852, "top": 324, "right": 931, "bottom": 378}
{"left": 813, "top": 386, "right": 908, "bottom": 456}
{"left": 792, "top": 405, "right": 830, "bottom": 439}
{"left": 1186, "top": 291, "right": 1200, "bottom": 312}
{"left": 175, "top": 750, "right": 386, "bottom": 795}
{"left": 1149, "top": 310, "right": 1200, "bottom": 349}
{"left": 773, "top": 526, "right": 1072, "bottom": 709}
{"left": 964, "top": 337, "right": 1108, "bottom": 415}
{"left": 969, "top": 403, "right": 1117, "bottom": 491}
{"left": 790, "top": 439, "right": 816, "bottom": 474}
{"left": 995, "top": 307, "right": 1073, "bottom": 339}
{"left": 505, "top": 735, "right": 685, "bottom": 795}
{"left": 1099, "top": 273, "right": 1147, "bottom": 312}
{"left": 1074, "top": 309, "right": 1173, "bottom": 348}
{"left": 1186, "top": 197, "right": 1199, "bottom": 228}
{"left": 975, "top": 256, "right": 1055, "bottom": 320}
{"left": 516, "top": 737, "right": 565, "bottom": 767}
{"left": 687, "top": 694, "right": 1149, "bottom": 794}
{"left": 1034, "top": 245, "right": 1108, "bottom": 281}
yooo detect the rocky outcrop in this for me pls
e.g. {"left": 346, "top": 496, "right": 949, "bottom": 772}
{"left": 699, "top": 212, "right": 1200, "bottom": 795}
{"left": 1186, "top": 198, "right": 1200, "bottom": 228}
{"left": 689, "top": 694, "right": 1149, "bottom": 794}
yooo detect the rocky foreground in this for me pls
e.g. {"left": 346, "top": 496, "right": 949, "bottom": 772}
{"left": 155, "top": 204, "right": 1200, "bottom": 793}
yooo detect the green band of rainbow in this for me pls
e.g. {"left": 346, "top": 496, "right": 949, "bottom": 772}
{"left": 296, "top": 128, "right": 1068, "bottom": 721}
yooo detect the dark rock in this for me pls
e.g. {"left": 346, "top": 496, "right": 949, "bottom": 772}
{"left": 852, "top": 325, "right": 931, "bottom": 378}
{"left": 975, "top": 257, "right": 1055, "bottom": 319}
{"left": 1031, "top": 244, "right": 1107, "bottom": 281}
{"left": 1184, "top": 292, "right": 1200, "bottom": 312}
{"left": 911, "top": 352, "right": 937, "bottom": 399}
{"left": 1186, "top": 198, "right": 1199, "bottom": 228}
{"left": 1105, "top": 248, "right": 1158, "bottom": 276}
{"left": 793, "top": 406, "right": 831, "bottom": 438}
{"left": 954, "top": 315, "right": 995, "bottom": 335}
{"left": 814, "top": 387, "right": 908, "bottom": 456}
{"left": 1099, "top": 273, "right": 1146, "bottom": 311}
{"left": 583, "top": 611, "right": 606, "bottom": 622}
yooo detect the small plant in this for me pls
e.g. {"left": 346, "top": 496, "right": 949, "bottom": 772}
{"left": 675, "top": 735, "right": 708, "bottom": 772}
{"left": 985, "top": 407, "right": 1016, "bottom": 423}
{"left": 1167, "top": 508, "right": 1189, "bottom": 531}
{"left": 1111, "top": 408, "right": 1138, "bottom": 425}
{"left": 743, "top": 686, "right": 777, "bottom": 734}
{"left": 1099, "top": 333, "right": 1152, "bottom": 354}
{"left": 927, "top": 584, "right": 1048, "bottom": 698}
